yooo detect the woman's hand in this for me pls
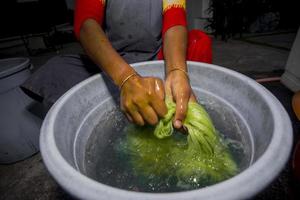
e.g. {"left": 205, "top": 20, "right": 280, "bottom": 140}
{"left": 121, "top": 75, "right": 168, "bottom": 126}
{"left": 165, "top": 70, "right": 196, "bottom": 129}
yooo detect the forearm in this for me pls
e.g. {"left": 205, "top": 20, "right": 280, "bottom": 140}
{"left": 163, "top": 25, "right": 188, "bottom": 74}
{"left": 79, "top": 19, "right": 136, "bottom": 87}
{"left": 163, "top": 25, "right": 192, "bottom": 128}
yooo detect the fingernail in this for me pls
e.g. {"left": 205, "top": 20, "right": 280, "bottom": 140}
{"left": 174, "top": 120, "right": 182, "bottom": 129}
{"left": 126, "top": 114, "right": 133, "bottom": 122}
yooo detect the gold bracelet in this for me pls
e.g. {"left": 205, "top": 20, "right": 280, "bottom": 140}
{"left": 119, "top": 72, "right": 137, "bottom": 90}
{"left": 168, "top": 67, "right": 189, "bottom": 79}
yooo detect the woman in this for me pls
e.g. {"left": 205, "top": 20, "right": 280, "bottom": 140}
{"left": 22, "top": 0, "right": 212, "bottom": 129}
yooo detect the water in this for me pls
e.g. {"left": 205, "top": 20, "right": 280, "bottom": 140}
{"left": 83, "top": 99, "right": 252, "bottom": 193}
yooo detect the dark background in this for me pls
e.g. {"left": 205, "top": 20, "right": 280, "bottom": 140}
{"left": 0, "top": 0, "right": 72, "bottom": 38}
{"left": 0, "top": 0, "right": 299, "bottom": 39}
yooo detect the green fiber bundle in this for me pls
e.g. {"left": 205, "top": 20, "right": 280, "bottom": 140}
{"left": 154, "top": 97, "right": 218, "bottom": 155}
{"left": 120, "top": 97, "right": 238, "bottom": 189}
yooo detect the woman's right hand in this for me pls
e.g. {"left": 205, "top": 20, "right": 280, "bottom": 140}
{"left": 120, "top": 75, "right": 167, "bottom": 126}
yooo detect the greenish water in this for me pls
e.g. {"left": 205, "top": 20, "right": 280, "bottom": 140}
{"left": 84, "top": 109, "right": 249, "bottom": 193}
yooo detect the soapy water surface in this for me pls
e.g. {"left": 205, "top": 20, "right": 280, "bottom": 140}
{"left": 83, "top": 98, "right": 252, "bottom": 192}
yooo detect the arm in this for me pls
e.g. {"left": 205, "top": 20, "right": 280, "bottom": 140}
{"left": 163, "top": 0, "right": 196, "bottom": 129}
{"left": 79, "top": 19, "right": 135, "bottom": 87}
{"left": 75, "top": 1, "right": 167, "bottom": 125}
{"left": 164, "top": 26, "right": 187, "bottom": 75}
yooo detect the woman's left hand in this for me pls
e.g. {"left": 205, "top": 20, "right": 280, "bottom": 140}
{"left": 165, "top": 70, "right": 196, "bottom": 129}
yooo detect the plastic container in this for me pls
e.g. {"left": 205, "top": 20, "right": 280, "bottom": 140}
{"left": 0, "top": 57, "right": 41, "bottom": 164}
{"left": 40, "top": 61, "right": 293, "bottom": 200}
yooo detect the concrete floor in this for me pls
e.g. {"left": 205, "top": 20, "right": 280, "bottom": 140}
{"left": 0, "top": 32, "right": 297, "bottom": 200}
{"left": 213, "top": 38, "right": 289, "bottom": 73}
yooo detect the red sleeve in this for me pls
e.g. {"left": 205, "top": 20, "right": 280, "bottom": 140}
{"left": 74, "top": 0, "right": 106, "bottom": 40}
{"left": 162, "top": 1, "right": 187, "bottom": 35}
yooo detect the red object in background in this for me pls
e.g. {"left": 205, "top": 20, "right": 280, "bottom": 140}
{"left": 292, "top": 91, "right": 300, "bottom": 121}
{"left": 292, "top": 143, "right": 300, "bottom": 200}
{"left": 292, "top": 91, "right": 300, "bottom": 182}
{"left": 158, "top": 30, "right": 213, "bottom": 64}
{"left": 293, "top": 141, "right": 300, "bottom": 182}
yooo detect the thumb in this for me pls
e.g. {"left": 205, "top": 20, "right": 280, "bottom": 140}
{"left": 173, "top": 96, "right": 189, "bottom": 129}
{"left": 189, "top": 91, "right": 198, "bottom": 103}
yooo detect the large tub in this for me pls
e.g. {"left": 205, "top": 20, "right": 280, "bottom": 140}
{"left": 40, "top": 61, "right": 293, "bottom": 200}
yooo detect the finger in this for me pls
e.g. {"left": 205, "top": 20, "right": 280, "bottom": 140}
{"left": 189, "top": 91, "right": 198, "bottom": 102}
{"left": 173, "top": 94, "right": 189, "bottom": 129}
{"left": 132, "top": 111, "right": 145, "bottom": 126}
{"left": 150, "top": 98, "right": 167, "bottom": 118}
{"left": 152, "top": 79, "right": 167, "bottom": 117}
{"left": 127, "top": 108, "right": 145, "bottom": 126}
{"left": 178, "top": 126, "right": 188, "bottom": 135}
{"left": 125, "top": 113, "right": 133, "bottom": 122}
{"left": 139, "top": 105, "right": 158, "bottom": 125}
{"left": 154, "top": 79, "right": 165, "bottom": 100}
{"left": 121, "top": 99, "right": 133, "bottom": 118}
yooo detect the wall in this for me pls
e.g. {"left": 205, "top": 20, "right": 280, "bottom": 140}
{"left": 186, "top": 0, "right": 211, "bottom": 31}
{"left": 281, "top": 27, "right": 300, "bottom": 92}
